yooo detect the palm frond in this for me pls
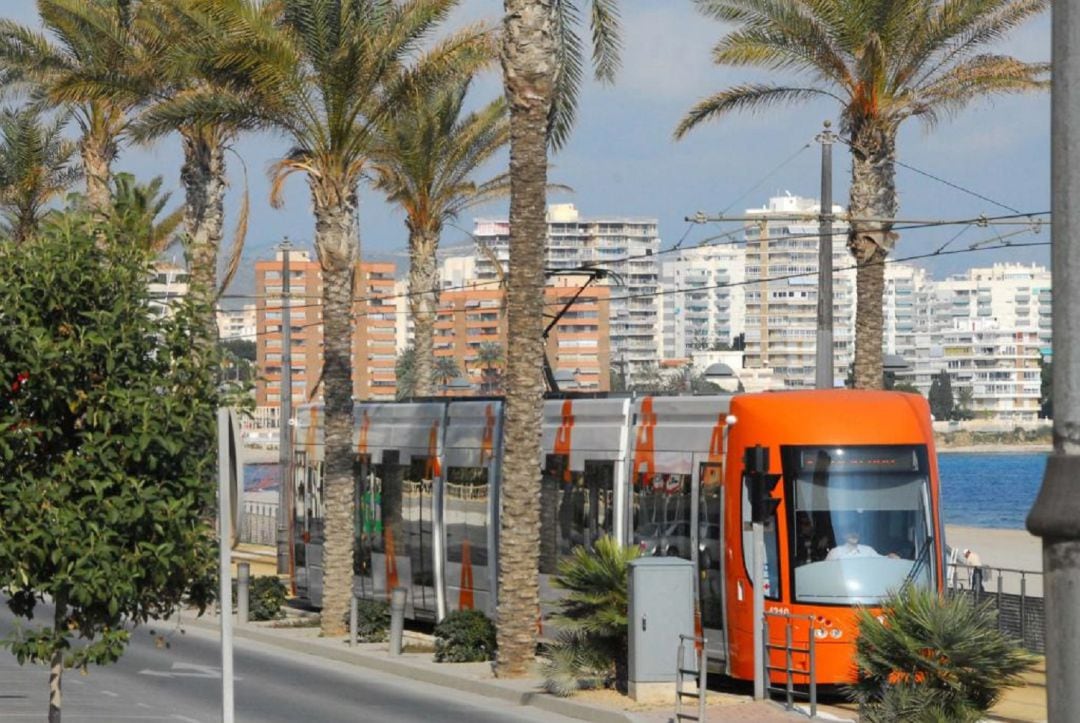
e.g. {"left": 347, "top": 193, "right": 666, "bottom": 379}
{"left": 675, "top": 84, "right": 840, "bottom": 139}
{"left": 589, "top": 0, "right": 622, "bottom": 83}
{"left": 217, "top": 150, "right": 250, "bottom": 297}
{"left": 548, "top": 0, "right": 584, "bottom": 152}
{"left": 914, "top": 54, "right": 1049, "bottom": 124}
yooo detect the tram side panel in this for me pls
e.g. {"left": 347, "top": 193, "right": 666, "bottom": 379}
{"left": 353, "top": 401, "right": 446, "bottom": 621}
{"left": 443, "top": 400, "right": 503, "bottom": 619}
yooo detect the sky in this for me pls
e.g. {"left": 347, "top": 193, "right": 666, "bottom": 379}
{"left": 2, "top": 2, "right": 1052, "bottom": 302}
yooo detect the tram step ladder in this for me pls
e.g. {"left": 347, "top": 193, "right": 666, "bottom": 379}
{"left": 762, "top": 612, "right": 817, "bottom": 718}
{"left": 675, "top": 634, "right": 707, "bottom": 722}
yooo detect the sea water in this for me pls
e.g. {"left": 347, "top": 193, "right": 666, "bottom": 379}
{"left": 938, "top": 451, "right": 1048, "bottom": 530}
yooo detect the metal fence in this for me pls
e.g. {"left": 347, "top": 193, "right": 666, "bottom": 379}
{"left": 947, "top": 562, "right": 1045, "bottom": 654}
{"left": 239, "top": 500, "right": 277, "bottom": 546}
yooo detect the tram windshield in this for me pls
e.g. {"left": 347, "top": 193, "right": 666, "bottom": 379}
{"left": 784, "top": 445, "right": 934, "bottom": 604}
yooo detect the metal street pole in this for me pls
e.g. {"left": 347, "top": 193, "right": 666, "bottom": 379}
{"left": 752, "top": 521, "right": 765, "bottom": 700}
{"left": 1027, "top": 4, "right": 1080, "bottom": 719}
{"left": 276, "top": 238, "right": 293, "bottom": 574}
{"left": 815, "top": 121, "right": 836, "bottom": 389}
{"left": 217, "top": 408, "right": 235, "bottom": 723}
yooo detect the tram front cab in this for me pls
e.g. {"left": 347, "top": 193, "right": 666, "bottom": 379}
{"left": 724, "top": 391, "right": 944, "bottom": 685}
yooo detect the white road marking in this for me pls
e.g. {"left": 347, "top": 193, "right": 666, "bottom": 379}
{"left": 100, "top": 690, "right": 119, "bottom": 697}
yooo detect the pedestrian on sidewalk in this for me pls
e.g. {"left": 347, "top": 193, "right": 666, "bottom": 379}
{"left": 963, "top": 548, "right": 985, "bottom": 592}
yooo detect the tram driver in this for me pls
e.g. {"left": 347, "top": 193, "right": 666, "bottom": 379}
{"left": 826, "top": 530, "right": 901, "bottom": 560}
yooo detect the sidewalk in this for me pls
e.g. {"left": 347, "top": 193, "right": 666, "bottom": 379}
{"left": 178, "top": 611, "right": 850, "bottom": 723}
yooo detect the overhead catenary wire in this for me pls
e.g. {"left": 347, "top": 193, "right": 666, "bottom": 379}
{"left": 245, "top": 229, "right": 1046, "bottom": 340}
{"left": 223, "top": 209, "right": 1050, "bottom": 309}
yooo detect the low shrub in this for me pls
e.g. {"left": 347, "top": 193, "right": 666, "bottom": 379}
{"left": 434, "top": 609, "right": 496, "bottom": 662}
{"left": 340, "top": 598, "right": 391, "bottom": 642}
{"left": 540, "top": 536, "right": 639, "bottom": 697}
{"left": 848, "top": 585, "right": 1034, "bottom": 721}
{"left": 247, "top": 576, "right": 287, "bottom": 621}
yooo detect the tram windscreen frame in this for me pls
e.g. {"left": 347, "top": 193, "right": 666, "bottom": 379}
{"left": 783, "top": 445, "right": 934, "bottom": 605}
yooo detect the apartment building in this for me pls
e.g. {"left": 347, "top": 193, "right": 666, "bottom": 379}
{"left": 217, "top": 304, "right": 257, "bottom": 341}
{"left": 471, "top": 203, "right": 659, "bottom": 374}
{"left": 742, "top": 194, "right": 854, "bottom": 388}
{"left": 659, "top": 243, "right": 746, "bottom": 360}
{"left": 254, "top": 250, "right": 399, "bottom": 409}
{"left": 148, "top": 263, "right": 190, "bottom": 318}
{"left": 433, "top": 275, "right": 611, "bottom": 392}
{"left": 938, "top": 321, "right": 1043, "bottom": 420}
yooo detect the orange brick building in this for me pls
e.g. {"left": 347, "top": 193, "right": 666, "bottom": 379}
{"left": 434, "top": 275, "right": 611, "bottom": 392}
{"left": 255, "top": 251, "right": 399, "bottom": 409}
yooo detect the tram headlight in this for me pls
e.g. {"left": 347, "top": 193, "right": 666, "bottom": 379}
{"left": 814, "top": 628, "right": 827, "bottom": 639}
{"left": 830, "top": 628, "right": 843, "bottom": 639}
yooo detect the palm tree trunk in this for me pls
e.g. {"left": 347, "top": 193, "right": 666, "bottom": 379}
{"left": 496, "top": 0, "right": 555, "bottom": 678}
{"left": 80, "top": 130, "right": 114, "bottom": 221}
{"left": 847, "top": 126, "right": 898, "bottom": 390}
{"left": 313, "top": 194, "right": 358, "bottom": 638}
{"left": 409, "top": 226, "right": 440, "bottom": 397}
{"left": 180, "top": 126, "right": 227, "bottom": 331}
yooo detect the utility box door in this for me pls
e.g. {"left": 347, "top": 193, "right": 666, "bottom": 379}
{"left": 628, "top": 557, "right": 695, "bottom": 684}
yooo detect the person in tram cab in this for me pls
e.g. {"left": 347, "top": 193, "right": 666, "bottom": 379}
{"left": 825, "top": 530, "right": 882, "bottom": 560}
{"left": 795, "top": 513, "right": 830, "bottom": 564}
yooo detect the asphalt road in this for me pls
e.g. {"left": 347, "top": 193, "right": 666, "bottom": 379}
{"left": 0, "top": 605, "right": 569, "bottom": 722}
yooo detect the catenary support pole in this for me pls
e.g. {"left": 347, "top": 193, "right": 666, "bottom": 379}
{"left": 815, "top": 121, "right": 836, "bottom": 389}
{"left": 218, "top": 408, "right": 235, "bottom": 723}
{"left": 1027, "top": 3, "right": 1080, "bottom": 720}
{"left": 277, "top": 238, "right": 293, "bottom": 574}
{"left": 752, "top": 522, "right": 765, "bottom": 700}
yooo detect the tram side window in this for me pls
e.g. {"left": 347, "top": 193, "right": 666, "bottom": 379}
{"left": 632, "top": 470, "right": 693, "bottom": 561}
{"left": 699, "top": 462, "right": 724, "bottom": 630}
{"left": 354, "top": 454, "right": 374, "bottom": 576}
{"left": 444, "top": 466, "right": 490, "bottom": 582}
{"left": 540, "top": 456, "right": 615, "bottom": 574}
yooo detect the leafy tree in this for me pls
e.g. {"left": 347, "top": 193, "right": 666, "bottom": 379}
{"left": 0, "top": 211, "right": 226, "bottom": 722}
{"left": 0, "top": 0, "right": 144, "bottom": 217}
{"left": 395, "top": 346, "right": 418, "bottom": 401}
{"left": 371, "top": 78, "right": 508, "bottom": 396}
{"left": 675, "top": 0, "right": 1048, "bottom": 389}
{"left": 893, "top": 382, "right": 921, "bottom": 395}
{"left": 0, "top": 106, "right": 79, "bottom": 243}
{"left": 221, "top": 338, "right": 256, "bottom": 363}
{"left": 956, "top": 387, "right": 976, "bottom": 420}
{"left": 540, "top": 537, "right": 639, "bottom": 696}
{"left": 928, "top": 370, "right": 954, "bottom": 421}
{"left": 173, "top": 0, "right": 491, "bottom": 638}
{"left": 849, "top": 586, "right": 1034, "bottom": 721}
{"left": 497, "top": 0, "right": 622, "bottom": 677}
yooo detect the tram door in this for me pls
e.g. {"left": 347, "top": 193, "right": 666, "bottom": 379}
{"left": 697, "top": 458, "right": 727, "bottom": 664}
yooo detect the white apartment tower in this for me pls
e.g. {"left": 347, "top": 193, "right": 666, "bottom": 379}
{"left": 742, "top": 194, "right": 853, "bottom": 388}
{"left": 471, "top": 203, "right": 660, "bottom": 372}
{"left": 660, "top": 244, "right": 746, "bottom": 360}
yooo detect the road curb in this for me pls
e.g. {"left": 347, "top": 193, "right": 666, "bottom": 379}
{"left": 182, "top": 615, "right": 634, "bottom": 723}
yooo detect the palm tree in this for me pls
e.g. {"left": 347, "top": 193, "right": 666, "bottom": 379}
{"left": 0, "top": 106, "right": 79, "bottom": 243}
{"left": 475, "top": 341, "right": 504, "bottom": 394}
{"left": 105, "top": 172, "right": 184, "bottom": 254}
{"left": 674, "top": 0, "right": 1048, "bottom": 389}
{"left": 168, "top": 0, "right": 491, "bottom": 636}
{"left": 371, "top": 79, "right": 508, "bottom": 397}
{"left": 0, "top": 0, "right": 143, "bottom": 217}
{"left": 434, "top": 355, "right": 461, "bottom": 393}
{"left": 497, "top": 0, "right": 622, "bottom": 677}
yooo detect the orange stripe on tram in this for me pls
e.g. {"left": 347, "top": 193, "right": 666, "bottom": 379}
{"left": 553, "top": 400, "right": 575, "bottom": 481}
{"left": 631, "top": 397, "right": 657, "bottom": 486}
{"left": 458, "top": 538, "right": 474, "bottom": 611}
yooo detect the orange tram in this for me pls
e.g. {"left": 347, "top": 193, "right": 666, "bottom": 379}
{"left": 291, "top": 390, "right": 944, "bottom": 685}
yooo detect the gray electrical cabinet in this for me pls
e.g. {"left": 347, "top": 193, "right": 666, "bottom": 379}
{"left": 627, "top": 557, "right": 695, "bottom": 691}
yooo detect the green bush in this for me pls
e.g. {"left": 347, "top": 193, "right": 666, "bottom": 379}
{"left": 340, "top": 598, "right": 391, "bottom": 643}
{"left": 540, "top": 536, "right": 639, "bottom": 697}
{"left": 434, "top": 609, "right": 496, "bottom": 662}
{"left": 247, "top": 576, "right": 287, "bottom": 621}
{"left": 848, "top": 585, "right": 1034, "bottom": 720}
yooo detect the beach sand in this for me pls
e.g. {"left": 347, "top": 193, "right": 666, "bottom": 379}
{"left": 945, "top": 524, "right": 1043, "bottom": 596}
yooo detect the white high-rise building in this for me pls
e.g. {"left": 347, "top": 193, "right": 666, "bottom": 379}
{"left": 217, "top": 304, "right": 257, "bottom": 341}
{"left": 148, "top": 263, "right": 190, "bottom": 318}
{"left": 742, "top": 194, "right": 853, "bottom": 388}
{"left": 471, "top": 203, "right": 660, "bottom": 372}
{"left": 883, "top": 264, "right": 935, "bottom": 389}
{"left": 659, "top": 244, "right": 745, "bottom": 360}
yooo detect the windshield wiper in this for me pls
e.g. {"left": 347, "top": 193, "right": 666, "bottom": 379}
{"left": 902, "top": 536, "right": 933, "bottom": 591}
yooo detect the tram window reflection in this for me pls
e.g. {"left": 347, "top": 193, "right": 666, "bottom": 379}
{"left": 540, "top": 455, "right": 614, "bottom": 574}
{"left": 632, "top": 471, "right": 693, "bottom": 560}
